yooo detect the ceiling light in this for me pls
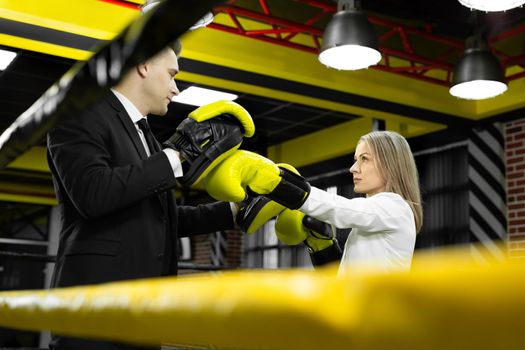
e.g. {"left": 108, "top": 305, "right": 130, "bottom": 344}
{"left": 458, "top": 0, "right": 525, "bottom": 12}
{"left": 0, "top": 49, "right": 16, "bottom": 70}
{"left": 141, "top": 0, "right": 214, "bottom": 30}
{"left": 171, "top": 86, "right": 238, "bottom": 106}
{"left": 449, "top": 35, "right": 507, "bottom": 100}
{"left": 319, "top": 0, "right": 381, "bottom": 70}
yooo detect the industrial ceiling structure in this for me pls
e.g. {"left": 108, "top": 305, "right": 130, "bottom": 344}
{"left": 0, "top": 0, "right": 524, "bottom": 205}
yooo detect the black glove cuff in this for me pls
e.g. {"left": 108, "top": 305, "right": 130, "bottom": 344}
{"left": 309, "top": 240, "right": 342, "bottom": 267}
{"left": 303, "top": 215, "right": 334, "bottom": 240}
{"left": 266, "top": 167, "right": 311, "bottom": 210}
{"left": 237, "top": 196, "right": 272, "bottom": 232}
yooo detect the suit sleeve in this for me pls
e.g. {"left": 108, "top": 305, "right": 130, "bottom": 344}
{"left": 47, "top": 108, "right": 178, "bottom": 219}
{"left": 176, "top": 201, "right": 235, "bottom": 236}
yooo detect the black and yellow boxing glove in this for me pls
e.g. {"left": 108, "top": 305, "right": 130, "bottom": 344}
{"left": 164, "top": 100, "right": 255, "bottom": 187}
{"left": 275, "top": 209, "right": 342, "bottom": 267}
{"left": 235, "top": 163, "right": 303, "bottom": 234}
{"left": 204, "top": 150, "right": 310, "bottom": 210}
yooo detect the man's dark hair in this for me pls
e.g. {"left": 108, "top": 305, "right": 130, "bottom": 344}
{"left": 170, "top": 39, "right": 182, "bottom": 57}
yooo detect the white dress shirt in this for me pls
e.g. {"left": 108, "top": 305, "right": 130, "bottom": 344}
{"left": 300, "top": 187, "right": 416, "bottom": 273}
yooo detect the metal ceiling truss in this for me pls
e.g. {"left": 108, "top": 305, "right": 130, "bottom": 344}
{"left": 209, "top": 0, "right": 525, "bottom": 86}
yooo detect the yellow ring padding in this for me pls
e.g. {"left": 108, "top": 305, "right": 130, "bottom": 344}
{"left": 1, "top": 245, "right": 523, "bottom": 350}
{"left": 188, "top": 100, "right": 255, "bottom": 137}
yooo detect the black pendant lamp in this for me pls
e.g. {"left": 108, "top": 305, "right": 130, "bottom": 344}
{"left": 319, "top": 0, "right": 381, "bottom": 70}
{"left": 458, "top": 0, "right": 525, "bottom": 12}
{"left": 449, "top": 34, "right": 507, "bottom": 100}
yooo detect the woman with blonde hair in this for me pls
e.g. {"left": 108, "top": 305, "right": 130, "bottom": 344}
{"left": 205, "top": 130, "right": 422, "bottom": 272}
{"left": 298, "top": 130, "right": 423, "bottom": 272}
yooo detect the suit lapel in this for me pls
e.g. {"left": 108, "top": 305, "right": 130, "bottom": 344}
{"left": 105, "top": 92, "right": 148, "bottom": 159}
{"left": 104, "top": 92, "right": 168, "bottom": 215}
{"left": 119, "top": 112, "right": 149, "bottom": 159}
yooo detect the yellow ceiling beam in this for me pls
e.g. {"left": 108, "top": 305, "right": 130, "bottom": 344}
{"left": 0, "top": 2, "right": 520, "bottom": 121}
{"left": 1, "top": 146, "right": 55, "bottom": 205}
{"left": 178, "top": 70, "right": 440, "bottom": 130}
{"left": 266, "top": 113, "right": 444, "bottom": 168}
{"left": 268, "top": 117, "right": 372, "bottom": 168}
{"left": 0, "top": 0, "right": 140, "bottom": 40}
{"left": 0, "top": 182, "right": 56, "bottom": 206}
{"left": 181, "top": 22, "right": 480, "bottom": 119}
{"left": 178, "top": 68, "right": 445, "bottom": 166}
{"left": 475, "top": 79, "right": 525, "bottom": 118}
{"left": 7, "top": 146, "right": 50, "bottom": 173}
{"left": 0, "top": 33, "right": 92, "bottom": 60}
{"left": 182, "top": 22, "right": 525, "bottom": 121}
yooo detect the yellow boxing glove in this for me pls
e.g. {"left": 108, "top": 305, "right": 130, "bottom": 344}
{"left": 275, "top": 209, "right": 342, "bottom": 267}
{"left": 204, "top": 150, "right": 311, "bottom": 209}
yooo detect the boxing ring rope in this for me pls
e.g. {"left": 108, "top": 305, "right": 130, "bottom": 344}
{"left": 0, "top": 0, "right": 222, "bottom": 169}
{"left": 0, "top": 246, "right": 524, "bottom": 350}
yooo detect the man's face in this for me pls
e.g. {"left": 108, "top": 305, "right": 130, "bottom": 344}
{"left": 142, "top": 48, "right": 180, "bottom": 116}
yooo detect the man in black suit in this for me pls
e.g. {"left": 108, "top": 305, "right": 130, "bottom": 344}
{"left": 47, "top": 41, "right": 241, "bottom": 350}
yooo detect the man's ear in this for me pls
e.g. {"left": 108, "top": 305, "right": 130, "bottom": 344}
{"left": 136, "top": 62, "right": 148, "bottom": 78}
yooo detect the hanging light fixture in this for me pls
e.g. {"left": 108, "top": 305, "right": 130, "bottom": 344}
{"left": 318, "top": 0, "right": 381, "bottom": 70}
{"left": 141, "top": 0, "right": 214, "bottom": 30}
{"left": 458, "top": 0, "right": 525, "bottom": 12}
{"left": 449, "top": 34, "right": 507, "bottom": 100}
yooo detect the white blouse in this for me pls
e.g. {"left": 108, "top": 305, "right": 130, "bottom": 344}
{"left": 300, "top": 187, "right": 416, "bottom": 273}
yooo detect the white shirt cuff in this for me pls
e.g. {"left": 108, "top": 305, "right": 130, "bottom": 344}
{"left": 162, "top": 148, "right": 184, "bottom": 178}
{"left": 230, "top": 202, "right": 239, "bottom": 221}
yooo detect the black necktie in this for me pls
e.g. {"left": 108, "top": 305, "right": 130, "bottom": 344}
{"left": 138, "top": 119, "right": 171, "bottom": 272}
{"left": 137, "top": 118, "right": 160, "bottom": 155}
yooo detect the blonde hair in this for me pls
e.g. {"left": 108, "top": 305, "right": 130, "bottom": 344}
{"left": 359, "top": 131, "right": 423, "bottom": 233}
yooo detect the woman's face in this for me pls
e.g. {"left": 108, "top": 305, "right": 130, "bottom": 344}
{"left": 350, "top": 141, "right": 386, "bottom": 196}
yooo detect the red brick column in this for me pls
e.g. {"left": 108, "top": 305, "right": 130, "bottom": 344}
{"left": 178, "top": 234, "right": 211, "bottom": 275}
{"left": 179, "top": 229, "right": 244, "bottom": 275}
{"left": 506, "top": 119, "right": 525, "bottom": 258}
{"left": 225, "top": 229, "right": 244, "bottom": 267}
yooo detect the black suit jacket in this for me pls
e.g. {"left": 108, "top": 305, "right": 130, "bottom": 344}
{"left": 47, "top": 91, "right": 234, "bottom": 288}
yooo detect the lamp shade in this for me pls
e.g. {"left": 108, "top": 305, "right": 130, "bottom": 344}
{"left": 458, "top": 0, "right": 525, "bottom": 12}
{"left": 319, "top": 9, "right": 381, "bottom": 70}
{"left": 449, "top": 38, "right": 507, "bottom": 100}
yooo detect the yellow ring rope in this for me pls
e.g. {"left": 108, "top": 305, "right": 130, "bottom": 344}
{"left": 0, "top": 246, "right": 523, "bottom": 350}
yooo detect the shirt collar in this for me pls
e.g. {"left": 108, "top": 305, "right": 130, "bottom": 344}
{"left": 111, "top": 89, "right": 146, "bottom": 124}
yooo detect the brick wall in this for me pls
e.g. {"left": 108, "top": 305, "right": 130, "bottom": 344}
{"left": 179, "top": 229, "right": 244, "bottom": 275}
{"left": 506, "top": 118, "right": 525, "bottom": 258}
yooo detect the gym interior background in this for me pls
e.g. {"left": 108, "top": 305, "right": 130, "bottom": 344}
{"left": 0, "top": 0, "right": 524, "bottom": 347}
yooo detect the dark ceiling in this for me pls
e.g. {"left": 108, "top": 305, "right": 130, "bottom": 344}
{"left": 0, "top": 0, "right": 524, "bottom": 152}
